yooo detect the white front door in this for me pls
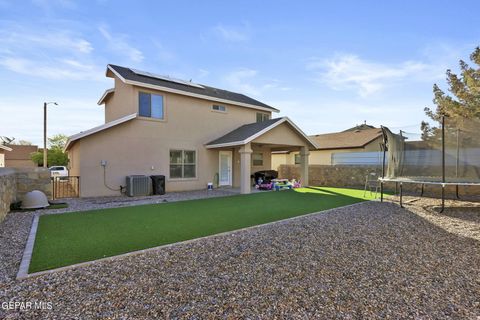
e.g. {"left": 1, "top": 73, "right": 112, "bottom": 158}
{"left": 219, "top": 151, "right": 232, "bottom": 186}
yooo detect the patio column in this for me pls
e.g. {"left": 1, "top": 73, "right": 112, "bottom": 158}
{"left": 300, "top": 146, "right": 309, "bottom": 186}
{"left": 239, "top": 143, "right": 253, "bottom": 194}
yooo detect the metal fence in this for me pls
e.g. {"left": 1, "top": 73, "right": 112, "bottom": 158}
{"left": 52, "top": 176, "right": 80, "bottom": 199}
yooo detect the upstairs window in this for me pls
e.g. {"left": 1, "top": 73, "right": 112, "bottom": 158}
{"left": 256, "top": 112, "right": 270, "bottom": 122}
{"left": 212, "top": 105, "right": 227, "bottom": 112}
{"left": 139, "top": 92, "right": 164, "bottom": 119}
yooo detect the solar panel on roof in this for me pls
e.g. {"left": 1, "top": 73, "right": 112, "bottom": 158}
{"left": 129, "top": 68, "right": 205, "bottom": 89}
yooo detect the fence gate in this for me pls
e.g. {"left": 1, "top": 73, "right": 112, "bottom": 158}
{"left": 52, "top": 176, "right": 80, "bottom": 199}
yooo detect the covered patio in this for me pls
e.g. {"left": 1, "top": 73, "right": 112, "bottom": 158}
{"left": 206, "top": 117, "right": 318, "bottom": 194}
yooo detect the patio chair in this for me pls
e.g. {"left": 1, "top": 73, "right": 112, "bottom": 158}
{"left": 364, "top": 172, "right": 379, "bottom": 198}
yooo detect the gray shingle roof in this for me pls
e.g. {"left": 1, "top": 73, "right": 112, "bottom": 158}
{"left": 108, "top": 64, "right": 278, "bottom": 112}
{"left": 206, "top": 118, "right": 284, "bottom": 146}
{"left": 310, "top": 128, "right": 382, "bottom": 150}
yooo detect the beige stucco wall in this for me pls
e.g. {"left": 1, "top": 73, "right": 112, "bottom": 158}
{"left": 272, "top": 136, "right": 383, "bottom": 167}
{"left": 253, "top": 122, "right": 309, "bottom": 147}
{"left": 104, "top": 78, "right": 267, "bottom": 127}
{"left": 104, "top": 77, "right": 136, "bottom": 122}
{"left": 67, "top": 143, "right": 81, "bottom": 176}
{"left": 72, "top": 124, "right": 276, "bottom": 197}
{"left": 271, "top": 153, "right": 288, "bottom": 171}
{"left": 70, "top": 81, "right": 276, "bottom": 197}
{"left": 0, "top": 152, "right": 4, "bottom": 167}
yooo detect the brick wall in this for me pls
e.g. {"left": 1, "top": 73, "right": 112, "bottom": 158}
{"left": 0, "top": 167, "right": 52, "bottom": 223}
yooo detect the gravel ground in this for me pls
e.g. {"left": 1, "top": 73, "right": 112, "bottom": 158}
{"left": 0, "top": 196, "right": 479, "bottom": 319}
{"left": 0, "top": 188, "right": 238, "bottom": 284}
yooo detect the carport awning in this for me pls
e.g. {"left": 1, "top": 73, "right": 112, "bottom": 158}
{"left": 205, "top": 117, "right": 318, "bottom": 149}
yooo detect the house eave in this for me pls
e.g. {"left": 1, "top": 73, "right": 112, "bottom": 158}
{"left": 97, "top": 88, "right": 115, "bottom": 105}
{"left": 65, "top": 113, "right": 137, "bottom": 151}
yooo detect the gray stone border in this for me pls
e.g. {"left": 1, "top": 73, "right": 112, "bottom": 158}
{"left": 17, "top": 201, "right": 375, "bottom": 280}
{"left": 17, "top": 214, "right": 39, "bottom": 279}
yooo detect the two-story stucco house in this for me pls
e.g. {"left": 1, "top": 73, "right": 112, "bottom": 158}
{"left": 65, "top": 65, "right": 317, "bottom": 197}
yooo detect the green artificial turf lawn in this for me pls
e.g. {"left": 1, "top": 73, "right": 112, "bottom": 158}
{"left": 29, "top": 187, "right": 376, "bottom": 273}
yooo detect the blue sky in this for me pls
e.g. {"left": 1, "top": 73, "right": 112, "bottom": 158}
{"left": 0, "top": 0, "right": 478, "bottom": 145}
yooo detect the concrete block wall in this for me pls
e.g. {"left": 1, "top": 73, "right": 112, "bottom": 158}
{"left": 278, "top": 164, "right": 381, "bottom": 188}
{"left": 0, "top": 167, "right": 52, "bottom": 223}
{"left": 278, "top": 164, "right": 480, "bottom": 197}
{"left": 0, "top": 168, "right": 17, "bottom": 222}
{"left": 14, "top": 167, "right": 52, "bottom": 200}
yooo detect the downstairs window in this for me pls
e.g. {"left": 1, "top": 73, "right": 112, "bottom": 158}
{"left": 170, "top": 150, "right": 196, "bottom": 179}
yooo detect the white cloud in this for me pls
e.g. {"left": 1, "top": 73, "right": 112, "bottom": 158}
{"left": 0, "top": 25, "right": 106, "bottom": 80}
{"left": 0, "top": 28, "right": 93, "bottom": 54}
{"left": 0, "top": 57, "right": 104, "bottom": 81}
{"left": 98, "top": 25, "right": 143, "bottom": 63}
{"left": 307, "top": 54, "right": 444, "bottom": 97}
{"left": 223, "top": 69, "right": 291, "bottom": 97}
{"left": 213, "top": 23, "right": 250, "bottom": 42}
{"left": 224, "top": 68, "right": 260, "bottom": 96}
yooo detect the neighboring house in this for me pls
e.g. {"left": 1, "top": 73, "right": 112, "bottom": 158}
{"left": 0, "top": 145, "right": 12, "bottom": 167}
{"left": 65, "top": 65, "right": 318, "bottom": 197}
{"left": 0, "top": 144, "right": 38, "bottom": 167}
{"left": 272, "top": 125, "right": 383, "bottom": 169}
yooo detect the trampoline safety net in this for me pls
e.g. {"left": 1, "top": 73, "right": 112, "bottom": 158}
{"left": 381, "top": 116, "right": 480, "bottom": 183}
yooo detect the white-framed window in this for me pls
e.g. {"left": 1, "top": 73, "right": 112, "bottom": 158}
{"left": 170, "top": 150, "right": 196, "bottom": 179}
{"left": 256, "top": 112, "right": 270, "bottom": 122}
{"left": 212, "top": 104, "right": 227, "bottom": 112}
{"left": 139, "top": 92, "right": 164, "bottom": 119}
{"left": 252, "top": 153, "right": 264, "bottom": 166}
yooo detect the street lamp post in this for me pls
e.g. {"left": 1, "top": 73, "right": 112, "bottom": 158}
{"left": 43, "top": 102, "right": 58, "bottom": 168}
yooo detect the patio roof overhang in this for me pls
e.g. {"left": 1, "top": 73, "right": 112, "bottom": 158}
{"left": 206, "top": 117, "right": 315, "bottom": 195}
{"left": 205, "top": 117, "right": 318, "bottom": 150}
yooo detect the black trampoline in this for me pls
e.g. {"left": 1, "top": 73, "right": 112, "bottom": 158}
{"left": 379, "top": 116, "right": 480, "bottom": 212}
